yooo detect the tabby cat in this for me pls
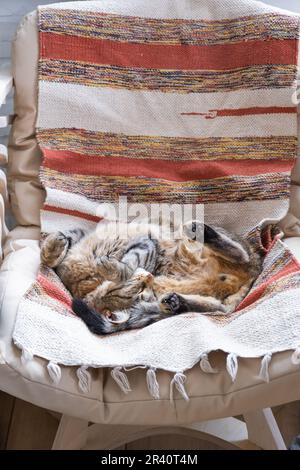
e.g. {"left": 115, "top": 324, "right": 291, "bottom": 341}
{"left": 41, "top": 221, "right": 262, "bottom": 335}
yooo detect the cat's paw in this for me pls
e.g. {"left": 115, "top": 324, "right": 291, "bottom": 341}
{"left": 41, "top": 232, "right": 69, "bottom": 268}
{"left": 132, "top": 268, "right": 154, "bottom": 285}
{"left": 160, "top": 293, "right": 182, "bottom": 315}
{"left": 183, "top": 220, "right": 204, "bottom": 242}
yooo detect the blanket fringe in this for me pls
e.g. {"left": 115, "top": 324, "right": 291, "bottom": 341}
{"left": 77, "top": 365, "right": 91, "bottom": 393}
{"left": 14, "top": 341, "right": 34, "bottom": 365}
{"left": 199, "top": 353, "right": 218, "bottom": 374}
{"left": 291, "top": 348, "right": 300, "bottom": 365}
{"left": 0, "top": 340, "right": 5, "bottom": 364}
{"left": 21, "top": 348, "right": 34, "bottom": 365}
{"left": 226, "top": 353, "right": 238, "bottom": 382}
{"left": 259, "top": 353, "right": 272, "bottom": 382}
{"left": 170, "top": 372, "right": 189, "bottom": 402}
{"left": 47, "top": 362, "right": 62, "bottom": 384}
{"left": 111, "top": 366, "right": 131, "bottom": 394}
{"left": 146, "top": 368, "right": 160, "bottom": 399}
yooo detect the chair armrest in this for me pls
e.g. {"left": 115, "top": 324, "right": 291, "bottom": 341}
{"left": 0, "top": 64, "right": 13, "bottom": 107}
{"left": 0, "top": 170, "right": 8, "bottom": 260}
{"left": 0, "top": 64, "right": 13, "bottom": 165}
{"left": 0, "top": 64, "right": 12, "bottom": 257}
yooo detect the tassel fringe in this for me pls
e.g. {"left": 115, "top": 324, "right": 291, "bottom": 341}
{"left": 111, "top": 366, "right": 131, "bottom": 394}
{"left": 0, "top": 340, "right": 6, "bottom": 364}
{"left": 21, "top": 348, "right": 34, "bottom": 365}
{"left": 47, "top": 362, "right": 62, "bottom": 384}
{"left": 146, "top": 368, "right": 160, "bottom": 399}
{"left": 77, "top": 365, "right": 92, "bottom": 393}
{"left": 259, "top": 353, "right": 272, "bottom": 382}
{"left": 292, "top": 348, "right": 300, "bottom": 365}
{"left": 170, "top": 372, "right": 189, "bottom": 402}
{"left": 226, "top": 353, "right": 238, "bottom": 382}
{"left": 199, "top": 353, "right": 218, "bottom": 374}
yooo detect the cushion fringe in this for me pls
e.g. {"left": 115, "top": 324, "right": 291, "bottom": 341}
{"left": 77, "top": 365, "right": 91, "bottom": 393}
{"left": 146, "top": 367, "right": 160, "bottom": 399}
{"left": 0, "top": 340, "right": 5, "bottom": 364}
{"left": 170, "top": 372, "right": 189, "bottom": 402}
{"left": 199, "top": 352, "right": 218, "bottom": 374}
{"left": 291, "top": 348, "right": 300, "bottom": 365}
{"left": 47, "top": 361, "right": 62, "bottom": 384}
{"left": 226, "top": 353, "right": 238, "bottom": 382}
{"left": 111, "top": 366, "right": 131, "bottom": 394}
{"left": 258, "top": 353, "right": 272, "bottom": 382}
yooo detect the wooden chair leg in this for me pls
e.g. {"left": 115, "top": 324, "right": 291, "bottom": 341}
{"left": 52, "top": 415, "right": 89, "bottom": 450}
{"left": 244, "top": 408, "right": 286, "bottom": 450}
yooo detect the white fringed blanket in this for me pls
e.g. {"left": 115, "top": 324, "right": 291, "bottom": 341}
{"left": 13, "top": 0, "right": 300, "bottom": 398}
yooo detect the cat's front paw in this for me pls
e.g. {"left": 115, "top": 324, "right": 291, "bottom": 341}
{"left": 183, "top": 220, "right": 204, "bottom": 242}
{"left": 160, "top": 293, "right": 182, "bottom": 315}
{"left": 41, "top": 232, "right": 69, "bottom": 268}
{"left": 132, "top": 268, "right": 154, "bottom": 286}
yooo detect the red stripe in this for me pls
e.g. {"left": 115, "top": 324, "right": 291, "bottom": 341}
{"left": 236, "top": 259, "right": 300, "bottom": 311}
{"left": 42, "top": 149, "right": 293, "bottom": 180}
{"left": 37, "top": 274, "right": 73, "bottom": 310}
{"left": 181, "top": 107, "right": 297, "bottom": 118}
{"left": 43, "top": 204, "right": 102, "bottom": 223}
{"left": 40, "top": 33, "right": 297, "bottom": 70}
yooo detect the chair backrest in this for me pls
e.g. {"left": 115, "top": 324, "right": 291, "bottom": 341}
{"left": 7, "top": 5, "right": 300, "bottom": 240}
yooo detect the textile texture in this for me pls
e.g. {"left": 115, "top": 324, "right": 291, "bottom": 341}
{"left": 13, "top": 0, "right": 300, "bottom": 397}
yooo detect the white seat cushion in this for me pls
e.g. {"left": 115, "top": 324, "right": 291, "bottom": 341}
{"left": 283, "top": 237, "right": 300, "bottom": 259}
{"left": 1, "top": 238, "right": 300, "bottom": 425}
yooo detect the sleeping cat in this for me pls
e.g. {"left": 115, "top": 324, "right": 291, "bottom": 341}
{"left": 41, "top": 221, "right": 262, "bottom": 335}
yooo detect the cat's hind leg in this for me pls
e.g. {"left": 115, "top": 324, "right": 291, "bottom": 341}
{"left": 223, "top": 278, "right": 254, "bottom": 313}
{"left": 160, "top": 293, "right": 227, "bottom": 315}
{"left": 41, "top": 229, "right": 86, "bottom": 268}
{"left": 183, "top": 221, "right": 251, "bottom": 265}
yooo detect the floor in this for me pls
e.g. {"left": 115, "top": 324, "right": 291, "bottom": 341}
{"left": 0, "top": 390, "right": 299, "bottom": 450}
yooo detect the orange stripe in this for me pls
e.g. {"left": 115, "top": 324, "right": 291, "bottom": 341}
{"left": 40, "top": 33, "right": 298, "bottom": 70}
{"left": 181, "top": 107, "right": 297, "bottom": 118}
{"left": 43, "top": 204, "right": 102, "bottom": 223}
{"left": 37, "top": 274, "right": 73, "bottom": 310}
{"left": 236, "top": 259, "right": 300, "bottom": 311}
{"left": 42, "top": 149, "right": 294, "bottom": 180}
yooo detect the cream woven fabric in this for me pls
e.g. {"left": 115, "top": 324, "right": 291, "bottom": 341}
{"left": 13, "top": 1, "right": 300, "bottom": 397}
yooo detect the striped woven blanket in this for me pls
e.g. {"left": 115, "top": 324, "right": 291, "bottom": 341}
{"left": 13, "top": 0, "right": 300, "bottom": 397}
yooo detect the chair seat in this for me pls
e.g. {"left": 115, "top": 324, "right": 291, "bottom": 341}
{"left": 0, "top": 236, "right": 300, "bottom": 426}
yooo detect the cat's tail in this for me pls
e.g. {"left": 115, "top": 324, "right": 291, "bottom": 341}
{"left": 72, "top": 298, "right": 162, "bottom": 335}
{"left": 72, "top": 298, "right": 122, "bottom": 335}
